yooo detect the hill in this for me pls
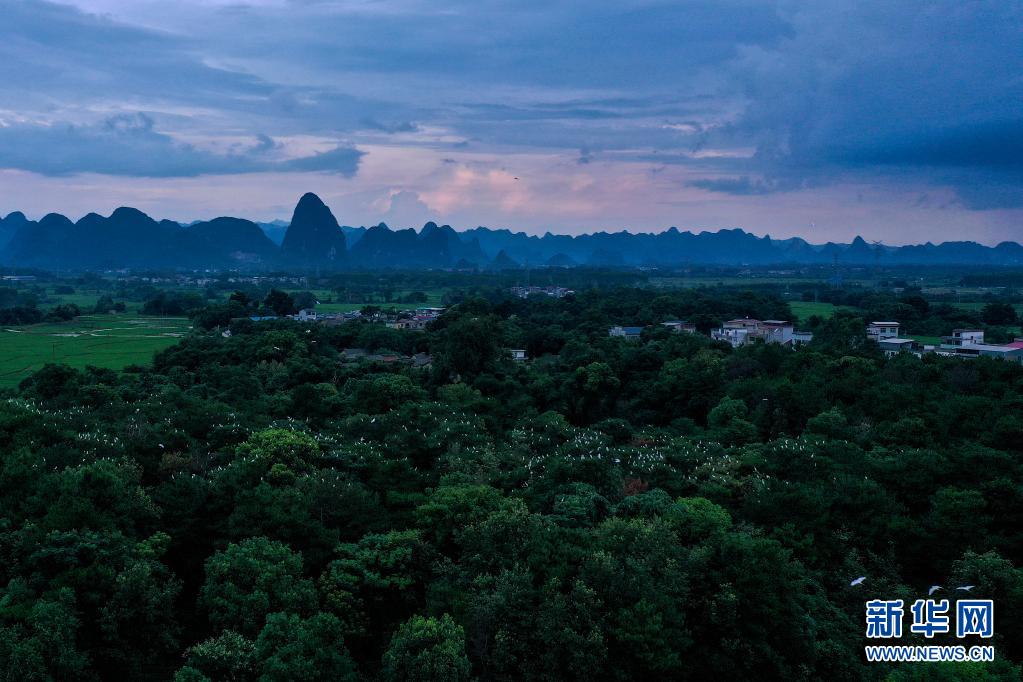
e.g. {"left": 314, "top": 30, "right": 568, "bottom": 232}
{"left": 4, "top": 194, "right": 1023, "bottom": 270}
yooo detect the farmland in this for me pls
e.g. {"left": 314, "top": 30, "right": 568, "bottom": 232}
{"left": 0, "top": 313, "right": 191, "bottom": 388}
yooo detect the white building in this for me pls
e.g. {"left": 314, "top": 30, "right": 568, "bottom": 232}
{"left": 942, "top": 329, "right": 984, "bottom": 347}
{"left": 936, "top": 343, "right": 1023, "bottom": 363}
{"left": 867, "top": 321, "right": 901, "bottom": 342}
{"left": 760, "top": 320, "right": 795, "bottom": 345}
{"left": 711, "top": 318, "right": 803, "bottom": 348}
{"left": 609, "top": 326, "right": 645, "bottom": 340}
{"left": 661, "top": 320, "right": 697, "bottom": 334}
{"left": 878, "top": 338, "right": 922, "bottom": 357}
{"left": 711, "top": 326, "right": 750, "bottom": 347}
{"left": 792, "top": 330, "right": 814, "bottom": 346}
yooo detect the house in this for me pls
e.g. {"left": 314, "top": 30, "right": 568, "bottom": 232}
{"left": 510, "top": 286, "right": 574, "bottom": 299}
{"left": 507, "top": 348, "right": 528, "bottom": 361}
{"left": 867, "top": 321, "right": 901, "bottom": 342}
{"left": 711, "top": 318, "right": 760, "bottom": 347}
{"left": 609, "top": 325, "right": 644, "bottom": 340}
{"left": 711, "top": 326, "right": 751, "bottom": 347}
{"left": 295, "top": 309, "right": 317, "bottom": 322}
{"left": 661, "top": 320, "right": 697, "bottom": 334}
{"left": 411, "top": 353, "right": 433, "bottom": 368}
{"left": 760, "top": 320, "right": 795, "bottom": 345}
{"left": 709, "top": 318, "right": 806, "bottom": 348}
{"left": 936, "top": 343, "right": 1023, "bottom": 363}
{"left": 879, "top": 338, "right": 922, "bottom": 357}
{"left": 364, "top": 353, "right": 403, "bottom": 363}
{"left": 792, "top": 330, "right": 814, "bottom": 346}
{"left": 942, "top": 329, "right": 984, "bottom": 346}
{"left": 388, "top": 317, "right": 430, "bottom": 331}
{"left": 723, "top": 318, "right": 762, "bottom": 331}
{"left": 340, "top": 348, "right": 368, "bottom": 361}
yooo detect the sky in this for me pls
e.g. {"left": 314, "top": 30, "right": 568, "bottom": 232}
{"left": 0, "top": 0, "right": 1021, "bottom": 244}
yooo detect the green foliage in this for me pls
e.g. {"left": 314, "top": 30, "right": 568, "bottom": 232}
{"left": 177, "top": 630, "right": 256, "bottom": 682}
{"left": 263, "top": 290, "right": 297, "bottom": 317}
{"left": 382, "top": 614, "right": 471, "bottom": 682}
{"left": 200, "top": 538, "right": 318, "bottom": 637}
{"left": 253, "top": 613, "right": 358, "bottom": 681}
{"left": 2, "top": 280, "right": 1023, "bottom": 678}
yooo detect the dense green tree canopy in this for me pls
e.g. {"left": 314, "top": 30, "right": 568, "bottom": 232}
{"left": 0, "top": 282, "right": 1021, "bottom": 679}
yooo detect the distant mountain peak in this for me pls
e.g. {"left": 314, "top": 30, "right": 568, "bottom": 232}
{"left": 297, "top": 192, "right": 327, "bottom": 208}
{"left": 489, "top": 249, "right": 520, "bottom": 270}
{"left": 281, "top": 193, "right": 346, "bottom": 264}
{"left": 110, "top": 206, "right": 152, "bottom": 221}
{"left": 4, "top": 193, "right": 1023, "bottom": 270}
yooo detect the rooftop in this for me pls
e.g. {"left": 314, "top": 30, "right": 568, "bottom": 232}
{"left": 962, "top": 343, "right": 1022, "bottom": 353}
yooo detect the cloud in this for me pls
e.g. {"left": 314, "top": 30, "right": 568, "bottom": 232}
{"left": 360, "top": 119, "right": 420, "bottom": 134}
{"left": 381, "top": 190, "right": 431, "bottom": 228}
{"left": 280, "top": 145, "right": 364, "bottom": 175}
{"left": 688, "top": 175, "right": 806, "bottom": 196}
{"left": 712, "top": 1, "right": 1023, "bottom": 208}
{"left": 0, "top": 114, "right": 364, "bottom": 177}
{"left": 1, "top": 0, "right": 1021, "bottom": 236}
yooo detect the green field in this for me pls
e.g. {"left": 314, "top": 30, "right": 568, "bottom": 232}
{"left": 304, "top": 288, "right": 447, "bottom": 313}
{"left": 0, "top": 314, "right": 191, "bottom": 388}
{"left": 909, "top": 335, "right": 943, "bottom": 346}
{"left": 788, "top": 301, "right": 857, "bottom": 322}
{"left": 951, "top": 301, "right": 1023, "bottom": 314}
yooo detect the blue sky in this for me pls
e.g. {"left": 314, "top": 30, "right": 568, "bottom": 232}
{"left": 0, "top": 0, "right": 1020, "bottom": 244}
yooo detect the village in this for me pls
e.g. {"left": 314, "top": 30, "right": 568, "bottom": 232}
{"left": 241, "top": 303, "right": 1023, "bottom": 367}
{"left": 610, "top": 318, "right": 1023, "bottom": 364}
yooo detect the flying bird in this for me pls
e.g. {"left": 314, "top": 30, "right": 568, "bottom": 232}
{"left": 928, "top": 585, "right": 942, "bottom": 596}
{"left": 850, "top": 576, "right": 866, "bottom": 587}
{"left": 956, "top": 585, "right": 975, "bottom": 591}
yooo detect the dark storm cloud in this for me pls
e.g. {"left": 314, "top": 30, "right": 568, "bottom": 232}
{"left": 685, "top": 1, "right": 1023, "bottom": 208}
{"left": 1, "top": 0, "right": 1021, "bottom": 215}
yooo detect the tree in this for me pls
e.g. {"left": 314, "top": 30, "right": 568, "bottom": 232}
{"left": 229, "top": 290, "right": 252, "bottom": 306}
{"left": 382, "top": 614, "right": 471, "bottom": 682}
{"left": 254, "top": 613, "right": 358, "bottom": 682}
{"left": 199, "top": 538, "right": 318, "bottom": 636}
{"left": 982, "top": 302, "right": 1018, "bottom": 326}
{"left": 264, "top": 289, "right": 297, "bottom": 316}
{"left": 431, "top": 315, "right": 502, "bottom": 382}
{"left": 707, "top": 396, "right": 758, "bottom": 445}
{"left": 0, "top": 588, "right": 89, "bottom": 682}
{"left": 176, "top": 630, "right": 256, "bottom": 682}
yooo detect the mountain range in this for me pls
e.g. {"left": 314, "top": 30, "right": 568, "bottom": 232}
{"left": 2, "top": 193, "right": 1023, "bottom": 270}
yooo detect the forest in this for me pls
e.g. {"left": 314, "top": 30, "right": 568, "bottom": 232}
{"left": 1, "top": 281, "right": 1022, "bottom": 680}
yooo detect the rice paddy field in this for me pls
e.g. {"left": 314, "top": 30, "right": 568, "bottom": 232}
{"left": 0, "top": 313, "right": 191, "bottom": 388}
